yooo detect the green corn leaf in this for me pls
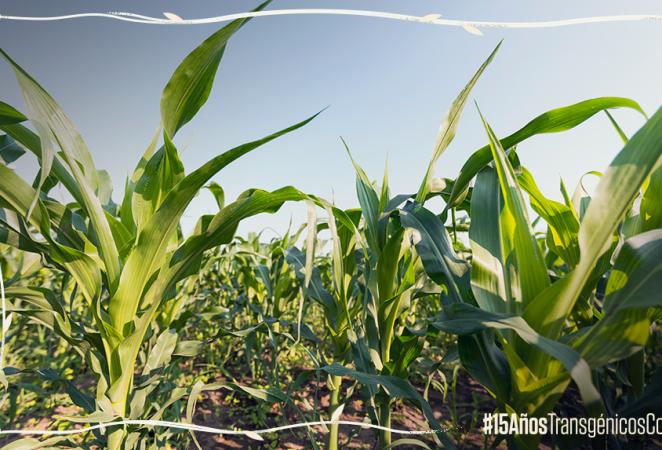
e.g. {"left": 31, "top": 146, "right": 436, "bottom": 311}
{"left": 1, "top": 56, "right": 56, "bottom": 219}
{"left": 448, "top": 97, "right": 645, "bottom": 208}
{"left": 143, "top": 329, "right": 178, "bottom": 375}
{"left": 400, "top": 202, "right": 470, "bottom": 303}
{"left": 55, "top": 408, "right": 116, "bottom": 424}
{"left": 570, "top": 170, "right": 602, "bottom": 221}
{"left": 525, "top": 106, "right": 662, "bottom": 341}
{"left": 4, "top": 286, "right": 81, "bottom": 349}
{"left": 97, "top": 170, "right": 114, "bottom": 209}
{"left": 387, "top": 329, "right": 424, "bottom": 378}
{"left": 457, "top": 333, "right": 512, "bottom": 403}
{"left": 0, "top": 51, "right": 98, "bottom": 189}
{"left": 605, "top": 110, "right": 630, "bottom": 143}
{"left": 559, "top": 177, "right": 575, "bottom": 213}
{"left": 325, "top": 204, "right": 346, "bottom": 301}
{"left": 147, "top": 387, "right": 188, "bottom": 421}
{"left": 207, "top": 182, "right": 225, "bottom": 210}
{"left": 469, "top": 165, "right": 509, "bottom": 313}
{"left": 286, "top": 247, "right": 340, "bottom": 325}
{"left": 0, "top": 436, "right": 69, "bottom": 450}
{"left": 131, "top": 131, "right": 185, "bottom": 232}
{"left": 416, "top": 41, "right": 501, "bottom": 203}
{"left": 303, "top": 201, "right": 316, "bottom": 289}
{"left": 1, "top": 123, "right": 83, "bottom": 206}
{"left": 173, "top": 340, "right": 203, "bottom": 357}
{"left": 105, "top": 211, "right": 133, "bottom": 260}
{"left": 0, "top": 163, "right": 101, "bottom": 304}
{"left": 35, "top": 368, "right": 96, "bottom": 413}
{"left": 108, "top": 186, "right": 310, "bottom": 408}
{"left": 185, "top": 381, "right": 209, "bottom": 426}
{"left": 517, "top": 167, "right": 580, "bottom": 268}
{"left": 0, "top": 134, "right": 25, "bottom": 164}
{"left": 433, "top": 303, "right": 603, "bottom": 416}
{"left": 226, "top": 382, "right": 288, "bottom": 403}
{"left": 571, "top": 229, "right": 662, "bottom": 367}
{"left": 478, "top": 110, "right": 551, "bottom": 311}
{"left": 343, "top": 138, "right": 381, "bottom": 254}
{"left": 640, "top": 163, "right": 662, "bottom": 232}
{"left": 1, "top": 49, "right": 120, "bottom": 293}
{"left": 0, "top": 100, "right": 27, "bottom": 125}
{"left": 379, "top": 158, "right": 390, "bottom": 212}
{"left": 376, "top": 227, "right": 403, "bottom": 311}
{"left": 160, "top": 1, "right": 271, "bottom": 136}
{"left": 120, "top": 127, "right": 161, "bottom": 233}
{"left": 108, "top": 112, "right": 319, "bottom": 335}
{"left": 185, "top": 380, "right": 206, "bottom": 449}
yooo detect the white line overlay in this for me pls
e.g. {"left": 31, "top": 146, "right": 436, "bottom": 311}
{"left": 0, "top": 418, "right": 447, "bottom": 439}
{"left": 0, "top": 9, "right": 660, "bottom": 32}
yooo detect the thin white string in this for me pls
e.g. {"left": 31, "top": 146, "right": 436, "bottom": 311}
{"left": 0, "top": 418, "right": 449, "bottom": 437}
{"left": 0, "top": 9, "right": 660, "bottom": 30}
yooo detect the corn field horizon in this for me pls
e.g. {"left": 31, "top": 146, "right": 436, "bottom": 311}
{"left": 1, "top": 2, "right": 662, "bottom": 449}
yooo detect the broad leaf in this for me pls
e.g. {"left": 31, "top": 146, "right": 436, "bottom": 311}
{"left": 160, "top": 1, "right": 271, "bottom": 136}
{"left": 448, "top": 97, "right": 645, "bottom": 207}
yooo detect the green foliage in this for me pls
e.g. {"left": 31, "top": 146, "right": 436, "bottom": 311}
{"left": 1, "top": 22, "right": 660, "bottom": 450}
{"left": 409, "top": 100, "right": 662, "bottom": 449}
{"left": 0, "top": 11, "right": 317, "bottom": 449}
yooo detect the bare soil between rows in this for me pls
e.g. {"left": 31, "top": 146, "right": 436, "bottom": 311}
{"left": 189, "top": 369, "right": 501, "bottom": 449}
{"left": 6, "top": 368, "right": 659, "bottom": 449}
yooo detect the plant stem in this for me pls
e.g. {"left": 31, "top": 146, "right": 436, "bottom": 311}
{"left": 379, "top": 396, "right": 392, "bottom": 447}
{"left": 327, "top": 374, "right": 342, "bottom": 450}
{"left": 381, "top": 293, "right": 404, "bottom": 366}
{"left": 107, "top": 385, "right": 128, "bottom": 449}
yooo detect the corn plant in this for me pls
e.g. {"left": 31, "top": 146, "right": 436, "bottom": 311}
{"left": 285, "top": 205, "right": 363, "bottom": 449}
{"left": 307, "top": 41, "right": 503, "bottom": 449}
{"left": 283, "top": 42, "right": 502, "bottom": 450}
{"left": 330, "top": 152, "right": 435, "bottom": 447}
{"left": 404, "top": 92, "right": 662, "bottom": 449}
{"left": 0, "top": 4, "right": 323, "bottom": 447}
{"left": 173, "top": 227, "right": 313, "bottom": 381}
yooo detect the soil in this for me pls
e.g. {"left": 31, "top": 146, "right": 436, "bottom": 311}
{"left": 189, "top": 369, "right": 502, "bottom": 449}
{"left": 7, "top": 369, "right": 659, "bottom": 449}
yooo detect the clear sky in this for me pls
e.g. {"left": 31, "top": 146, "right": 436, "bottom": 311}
{"left": 1, "top": 1, "right": 662, "bottom": 237}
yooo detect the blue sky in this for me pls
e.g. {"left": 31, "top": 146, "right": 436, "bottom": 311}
{"left": 1, "top": 1, "right": 662, "bottom": 236}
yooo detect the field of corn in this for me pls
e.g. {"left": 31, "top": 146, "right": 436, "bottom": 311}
{"left": 1, "top": 6, "right": 662, "bottom": 450}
